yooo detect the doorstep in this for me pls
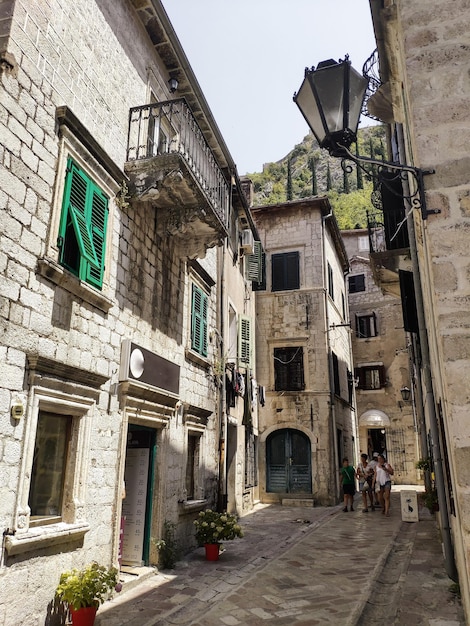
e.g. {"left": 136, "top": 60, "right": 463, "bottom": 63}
{"left": 118, "top": 565, "right": 157, "bottom": 593}
{"left": 281, "top": 498, "right": 314, "bottom": 507}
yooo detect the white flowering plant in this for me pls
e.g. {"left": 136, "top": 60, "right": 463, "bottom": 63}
{"left": 194, "top": 509, "right": 244, "bottom": 545}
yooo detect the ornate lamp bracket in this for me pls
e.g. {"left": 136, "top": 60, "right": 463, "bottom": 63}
{"left": 337, "top": 145, "right": 439, "bottom": 220}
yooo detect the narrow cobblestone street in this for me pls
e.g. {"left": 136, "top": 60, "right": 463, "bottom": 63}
{"left": 95, "top": 493, "right": 464, "bottom": 626}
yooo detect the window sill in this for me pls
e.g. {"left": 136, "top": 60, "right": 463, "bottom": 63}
{"left": 4, "top": 521, "right": 90, "bottom": 556}
{"left": 37, "top": 257, "right": 113, "bottom": 313}
{"left": 185, "top": 348, "right": 211, "bottom": 369}
{"left": 178, "top": 499, "right": 207, "bottom": 513}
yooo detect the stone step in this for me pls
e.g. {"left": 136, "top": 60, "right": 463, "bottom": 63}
{"left": 281, "top": 498, "right": 314, "bottom": 507}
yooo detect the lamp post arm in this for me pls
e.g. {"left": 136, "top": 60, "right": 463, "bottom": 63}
{"left": 335, "top": 143, "right": 439, "bottom": 220}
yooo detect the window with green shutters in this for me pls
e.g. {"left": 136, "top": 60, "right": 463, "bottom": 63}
{"left": 245, "top": 240, "right": 264, "bottom": 288}
{"left": 58, "top": 158, "right": 109, "bottom": 289}
{"left": 238, "top": 315, "right": 252, "bottom": 368}
{"left": 191, "top": 284, "right": 208, "bottom": 356}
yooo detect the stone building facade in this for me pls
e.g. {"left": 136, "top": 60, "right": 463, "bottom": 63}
{"left": 0, "top": 1, "right": 258, "bottom": 623}
{"left": 367, "top": 0, "right": 470, "bottom": 617}
{"left": 251, "top": 197, "right": 356, "bottom": 506}
{"left": 342, "top": 229, "right": 419, "bottom": 484}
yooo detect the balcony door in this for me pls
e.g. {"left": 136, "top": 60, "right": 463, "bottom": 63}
{"left": 266, "top": 429, "right": 311, "bottom": 493}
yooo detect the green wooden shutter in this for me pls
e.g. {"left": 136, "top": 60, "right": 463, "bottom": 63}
{"left": 68, "top": 163, "right": 99, "bottom": 269}
{"left": 238, "top": 315, "right": 252, "bottom": 368}
{"left": 191, "top": 285, "right": 208, "bottom": 356}
{"left": 58, "top": 159, "right": 108, "bottom": 289}
{"left": 246, "top": 240, "right": 262, "bottom": 283}
{"left": 86, "top": 187, "right": 108, "bottom": 288}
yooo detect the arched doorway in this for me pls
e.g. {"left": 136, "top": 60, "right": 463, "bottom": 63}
{"left": 359, "top": 409, "right": 391, "bottom": 458}
{"left": 266, "top": 429, "right": 312, "bottom": 493}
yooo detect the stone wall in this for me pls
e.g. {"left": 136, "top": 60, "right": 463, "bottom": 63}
{"left": 0, "top": 1, "right": 224, "bottom": 623}
{"left": 253, "top": 200, "right": 355, "bottom": 505}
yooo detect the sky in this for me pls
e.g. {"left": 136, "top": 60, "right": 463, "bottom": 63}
{"left": 162, "top": 1, "right": 377, "bottom": 175}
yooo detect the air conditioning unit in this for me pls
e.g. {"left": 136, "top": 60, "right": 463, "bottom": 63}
{"left": 240, "top": 229, "right": 254, "bottom": 254}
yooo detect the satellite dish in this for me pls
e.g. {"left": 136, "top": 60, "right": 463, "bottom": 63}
{"left": 129, "top": 348, "right": 145, "bottom": 378}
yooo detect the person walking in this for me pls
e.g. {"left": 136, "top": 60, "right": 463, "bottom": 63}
{"left": 356, "top": 453, "right": 374, "bottom": 512}
{"left": 369, "top": 452, "right": 380, "bottom": 506}
{"left": 340, "top": 457, "right": 356, "bottom": 512}
{"left": 374, "top": 454, "right": 394, "bottom": 516}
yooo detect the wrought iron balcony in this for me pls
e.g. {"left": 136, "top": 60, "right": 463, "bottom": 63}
{"left": 125, "top": 98, "right": 229, "bottom": 258}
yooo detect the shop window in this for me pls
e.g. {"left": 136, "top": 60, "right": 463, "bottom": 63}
{"left": 29, "top": 412, "right": 72, "bottom": 524}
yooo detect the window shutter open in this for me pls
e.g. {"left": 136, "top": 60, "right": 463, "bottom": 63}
{"left": 59, "top": 159, "right": 109, "bottom": 289}
{"left": 238, "top": 315, "right": 252, "bottom": 368}
{"left": 86, "top": 188, "right": 109, "bottom": 288}
{"left": 246, "top": 240, "right": 262, "bottom": 283}
{"left": 68, "top": 164, "right": 100, "bottom": 269}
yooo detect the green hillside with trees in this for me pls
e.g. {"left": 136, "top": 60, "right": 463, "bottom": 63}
{"left": 246, "top": 125, "right": 386, "bottom": 230}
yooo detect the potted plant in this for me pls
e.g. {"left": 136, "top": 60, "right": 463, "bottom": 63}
{"left": 194, "top": 509, "right": 243, "bottom": 561}
{"left": 422, "top": 488, "right": 439, "bottom": 513}
{"left": 55, "top": 561, "right": 120, "bottom": 626}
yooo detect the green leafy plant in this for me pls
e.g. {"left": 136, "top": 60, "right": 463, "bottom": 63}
{"left": 415, "top": 458, "right": 431, "bottom": 472}
{"left": 422, "top": 488, "right": 439, "bottom": 513}
{"left": 194, "top": 509, "right": 244, "bottom": 545}
{"left": 55, "top": 562, "right": 119, "bottom": 609}
{"left": 152, "top": 520, "right": 179, "bottom": 569}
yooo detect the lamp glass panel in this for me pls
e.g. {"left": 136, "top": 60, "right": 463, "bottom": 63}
{"left": 348, "top": 68, "right": 369, "bottom": 133}
{"left": 295, "top": 77, "right": 326, "bottom": 145}
{"left": 311, "top": 63, "right": 346, "bottom": 134}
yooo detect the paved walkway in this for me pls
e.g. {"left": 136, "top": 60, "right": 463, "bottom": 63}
{"left": 95, "top": 492, "right": 465, "bottom": 626}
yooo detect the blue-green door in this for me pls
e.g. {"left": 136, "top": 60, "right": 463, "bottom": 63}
{"left": 266, "top": 429, "right": 312, "bottom": 493}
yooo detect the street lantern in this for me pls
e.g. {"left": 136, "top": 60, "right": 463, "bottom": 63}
{"left": 168, "top": 76, "right": 179, "bottom": 94}
{"left": 293, "top": 54, "right": 438, "bottom": 220}
{"left": 400, "top": 386, "right": 411, "bottom": 402}
{"left": 293, "top": 57, "right": 368, "bottom": 157}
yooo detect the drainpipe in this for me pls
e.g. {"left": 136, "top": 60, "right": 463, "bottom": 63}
{"left": 398, "top": 127, "right": 457, "bottom": 581}
{"left": 321, "top": 211, "right": 340, "bottom": 503}
{"left": 217, "top": 238, "right": 228, "bottom": 512}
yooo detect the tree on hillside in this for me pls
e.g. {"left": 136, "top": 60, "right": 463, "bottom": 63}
{"left": 355, "top": 142, "right": 363, "bottom": 190}
{"left": 309, "top": 156, "right": 318, "bottom": 196}
{"left": 326, "top": 162, "right": 332, "bottom": 191}
{"left": 287, "top": 158, "right": 293, "bottom": 201}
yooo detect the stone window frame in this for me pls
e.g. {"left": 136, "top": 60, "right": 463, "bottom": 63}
{"left": 5, "top": 386, "right": 94, "bottom": 556}
{"left": 355, "top": 312, "right": 379, "bottom": 338}
{"left": 185, "top": 261, "right": 215, "bottom": 368}
{"left": 37, "top": 107, "right": 123, "bottom": 314}
{"left": 271, "top": 250, "right": 300, "bottom": 292}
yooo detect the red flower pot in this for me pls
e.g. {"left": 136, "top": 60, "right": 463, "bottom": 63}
{"left": 70, "top": 605, "right": 98, "bottom": 626}
{"left": 204, "top": 543, "right": 220, "bottom": 561}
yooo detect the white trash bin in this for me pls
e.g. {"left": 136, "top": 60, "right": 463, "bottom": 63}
{"left": 400, "top": 490, "right": 419, "bottom": 522}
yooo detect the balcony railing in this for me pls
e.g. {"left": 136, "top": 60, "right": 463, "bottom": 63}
{"left": 126, "top": 98, "right": 229, "bottom": 227}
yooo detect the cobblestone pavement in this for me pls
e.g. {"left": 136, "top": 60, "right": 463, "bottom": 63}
{"left": 95, "top": 492, "right": 465, "bottom": 626}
